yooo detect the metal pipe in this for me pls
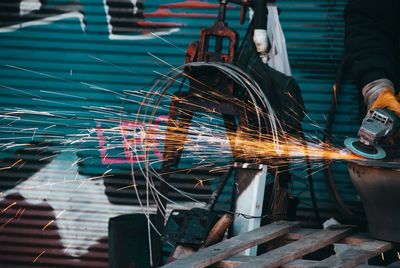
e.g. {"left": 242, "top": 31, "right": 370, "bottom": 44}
{"left": 253, "top": 0, "right": 268, "bottom": 30}
{"left": 218, "top": 0, "right": 227, "bottom": 22}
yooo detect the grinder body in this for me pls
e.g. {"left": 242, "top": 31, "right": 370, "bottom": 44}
{"left": 345, "top": 108, "right": 400, "bottom": 159}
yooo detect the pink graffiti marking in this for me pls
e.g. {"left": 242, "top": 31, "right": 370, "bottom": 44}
{"left": 96, "top": 116, "right": 168, "bottom": 164}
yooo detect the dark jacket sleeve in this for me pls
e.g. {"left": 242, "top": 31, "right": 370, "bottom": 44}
{"left": 344, "top": 0, "right": 400, "bottom": 90}
{"left": 236, "top": 23, "right": 305, "bottom": 134}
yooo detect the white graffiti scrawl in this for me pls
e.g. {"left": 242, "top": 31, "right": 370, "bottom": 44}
{"left": 103, "top": 0, "right": 181, "bottom": 40}
{"left": 0, "top": 1, "right": 223, "bottom": 40}
{"left": 0, "top": 0, "right": 85, "bottom": 33}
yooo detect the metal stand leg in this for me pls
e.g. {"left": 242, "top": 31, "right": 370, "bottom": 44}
{"left": 232, "top": 162, "right": 268, "bottom": 256}
{"left": 153, "top": 107, "right": 193, "bottom": 267}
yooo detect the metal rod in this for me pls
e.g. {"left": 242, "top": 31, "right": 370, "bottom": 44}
{"left": 205, "top": 166, "right": 233, "bottom": 211}
{"left": 218, "top": 0, "right": 227, "bottom": 22}
{"left": 253, "top": 0, "right": 268, "bottom": 30}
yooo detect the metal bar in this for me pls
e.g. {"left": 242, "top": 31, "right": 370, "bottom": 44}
{"left": 205, "top": 166, "right": 233, "bottom": 211}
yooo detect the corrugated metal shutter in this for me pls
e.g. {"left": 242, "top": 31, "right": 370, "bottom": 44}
{"left": 0, "top": 0, "right": 359, "bottom": 266}
{"left": 0, "top": 1, "right": 244, "bottom": 266}
{"left": 279, "top": 0, "right": 360, "bottom": 210}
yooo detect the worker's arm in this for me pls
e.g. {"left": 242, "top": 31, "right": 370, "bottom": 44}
{"left": 344, "top": 0, "right": 400, "bottom": 109}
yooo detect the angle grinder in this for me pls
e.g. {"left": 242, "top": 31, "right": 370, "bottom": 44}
{"left": 344, "top": 108, "right": 400, "bottom": 159}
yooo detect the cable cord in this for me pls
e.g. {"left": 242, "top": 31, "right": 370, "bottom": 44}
{"left": 322, "top": 57, "right": 365, "bottom": 223}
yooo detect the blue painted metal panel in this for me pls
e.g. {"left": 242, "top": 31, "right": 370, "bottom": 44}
{"left": 0, "top": 0, "right": 360, "bottom": 266}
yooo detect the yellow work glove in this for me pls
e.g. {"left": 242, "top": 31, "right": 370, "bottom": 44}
{"left": 370, "top": 88, "right": 400, "bottom": 117}
{"left": 369, "top": 88, "right": 400, "bottom": 144}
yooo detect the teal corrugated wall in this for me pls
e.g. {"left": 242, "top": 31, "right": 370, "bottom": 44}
{"left": 280, "top": 1, "right": 360, "bottom": 209}
{"left": 277, "top": 1, "right": 360, "bottom": 205}
{"left": 0, "top": 0, "right": 360, "bottom": 266}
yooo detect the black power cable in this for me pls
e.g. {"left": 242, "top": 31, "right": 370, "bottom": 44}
{"left": 300, "top": 131, "right": 322, "bottom": 226}
{"left": 322, "top": 57, "right": 365, "bottom": 223}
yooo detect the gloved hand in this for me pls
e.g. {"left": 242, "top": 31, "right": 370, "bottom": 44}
{"left": 370, "top": 88, "right": 400, "bottom": 117}
{"left": 369, "top": 88, "right": 400, "bottom": 144}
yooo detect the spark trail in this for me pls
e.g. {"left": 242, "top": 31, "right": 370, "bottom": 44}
{"left": 128, "top": 61, "right": 361, "bottom": 168}
{"left": 117, "top": 60, "right": 365, "bottom": 234}
{"left": 0, "top": 59, "right": 362, "bottom": 200}
{"left": 0, "top": 54, "right": 363, "bottom": 259}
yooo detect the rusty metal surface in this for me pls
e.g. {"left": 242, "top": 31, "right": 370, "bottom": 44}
{"left": 348, "top": 163, "right": 400, "bottom": 242}
{"left": 348, "top": 158, "right": 400, "bottom": 170}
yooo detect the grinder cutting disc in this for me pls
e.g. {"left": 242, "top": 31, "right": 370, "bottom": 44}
{"left": 344, "top": 137, "right": 386, "bottom": 160}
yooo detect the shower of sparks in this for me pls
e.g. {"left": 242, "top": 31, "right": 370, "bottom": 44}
{"left": 103, "top": 58, "right": 368, "bottom": 248}
{"left": 0, "top": 41, "right": 368, "bottom": 262}
{"left": 123, "top": 61, "right": 361, "bottom": 173}
{"left": 0, "top": 59, "right": 363, "bottom": 208}
{"left": 135, "top": 116, "right": 361, "bottom": 164}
